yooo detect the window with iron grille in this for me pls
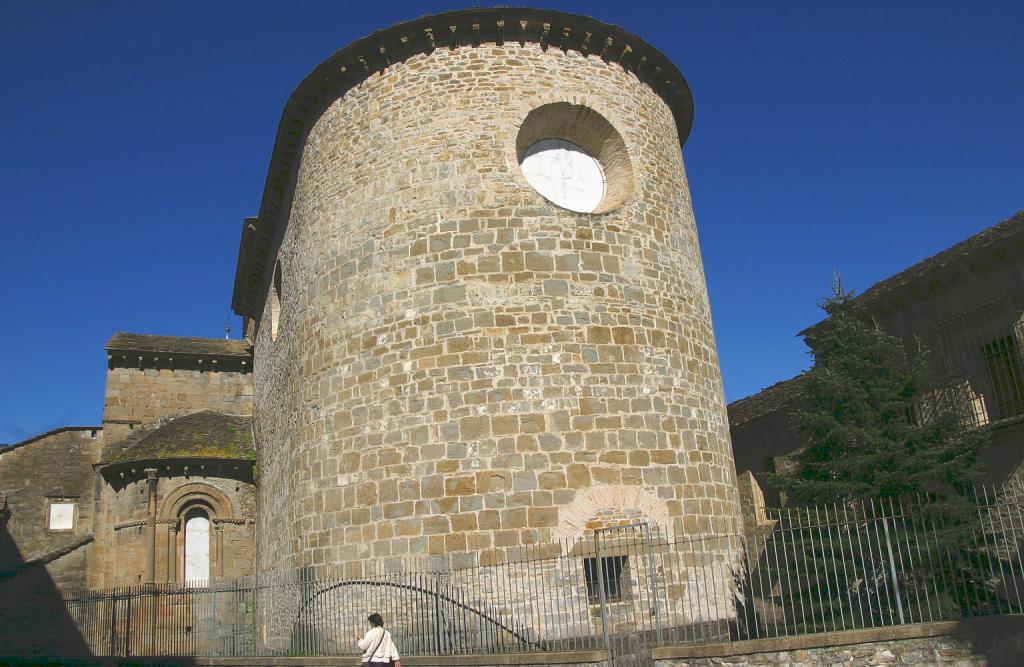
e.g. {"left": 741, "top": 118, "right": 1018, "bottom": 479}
{"left": 584, "top": 555, "right": 628, "bottom": 603}
{"left": 927, "top": 298, "right": 1024, "bottom": 428}
{"left": 983, "top": 335, "right": 1024, "bottom": 419}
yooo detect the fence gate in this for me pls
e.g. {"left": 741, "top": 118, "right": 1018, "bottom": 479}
{"left": 590, "top": 523, "right": 663, "bottom": 667}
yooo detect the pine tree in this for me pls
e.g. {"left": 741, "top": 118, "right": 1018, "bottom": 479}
{"left": 771, "top": 288, "right": 984, "bottom": 503}
{"left": 765, "top": 287, "right": 998, "bottom": 624}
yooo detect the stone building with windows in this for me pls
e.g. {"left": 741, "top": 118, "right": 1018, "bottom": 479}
{"left": 0, "top": 333, "right": 256, "bottom": 595}
{"left": 730, "top": 210, "right": 1024, "bottom": 506}
{"left": 3, "top": 7, "right": 745, "bottom": 649}
{"left": 5, "top": 6, "right": 1019, "bottom": 658}
{"left": 233, "top": 5, "right": 741, "bottom": 582}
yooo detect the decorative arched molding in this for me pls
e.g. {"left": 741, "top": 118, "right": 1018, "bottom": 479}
{"left": 510, "top": 98, "right": 637, "bottom": 214}
{"left": 160, "top": 482, "right": 238, "bottom": 584}
{"left": 159, "top": 482, "right": 235, "bottom": 522}
{"left": 553, "top": 485, "right": 673, "bottom": 542}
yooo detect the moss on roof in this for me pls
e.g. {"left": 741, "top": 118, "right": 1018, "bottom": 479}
{"left": 108, "top": 411, "right": 254, "bottom": 465}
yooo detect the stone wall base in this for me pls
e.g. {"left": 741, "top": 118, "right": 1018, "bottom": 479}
{"left": 653, "top": 618, "right": 1024, "bottom": 667}
{"left": 20, "top": 650, "right": 610, "bottom": 667}
{"left": 21, "top": 619, "right": 1024, "bottom": 666}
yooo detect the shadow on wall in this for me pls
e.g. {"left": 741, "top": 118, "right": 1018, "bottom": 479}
{"left": 0, "top": 505, "right": 93, "bottom": 659}
{"left": 953, "top": 616, "right": 1024, "bottom": 667}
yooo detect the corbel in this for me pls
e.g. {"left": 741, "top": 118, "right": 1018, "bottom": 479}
{"left": 635, "top": 55, "right": 648, "bottom": 79}
{"left": 601, "top": 37, "right": 614, "bottom": 63}
{"left": 619, "top": 44, "right": 633, "bottom": 67}
{"left": 580, "top": 32, "right": 592, "bottom": 56}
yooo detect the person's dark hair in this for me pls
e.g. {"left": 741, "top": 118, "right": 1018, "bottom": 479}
{"left": 367, "top": 613, "right": 384, "bottom": 627}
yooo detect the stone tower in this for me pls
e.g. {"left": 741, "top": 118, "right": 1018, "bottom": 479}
{"left": 232, "top": 8, "right": 741, "bottom": 577}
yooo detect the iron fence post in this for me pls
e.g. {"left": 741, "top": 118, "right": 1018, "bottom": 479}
{"left": 595, "top": 529, "right": 611, "bottom": 657}
{"left": 882, "top": 516, "right": 906, "bottom": 625}
{"left": 643, "top": 523, "right": 663, "bottom": 646}
{"left": 211, "top": 583, "right": 218, "bottom": 656}
{"left": 149, "top": 585, "right": 158, "bottom": 656}
{"left": 108, "top": 594, "right": 117, "bottom": 657}
{"left": 125, "top": 591, "right": 132, "bottom": 656}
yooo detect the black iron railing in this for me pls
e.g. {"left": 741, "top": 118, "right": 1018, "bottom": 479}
{"left": 56, "top": 482, "right": 1024, "bottom": 658}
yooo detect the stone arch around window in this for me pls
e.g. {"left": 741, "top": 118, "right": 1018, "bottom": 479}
{"left": 160, "top": 482, "right": 234, "bottom": 522}
{"left": 553, "top": 485, "right": 673, "bottom": 543}
{"left": 159, "top": 482, "right": 237, "bottom": 583}
{"left": 508, "top": 94, "right": 638, "bottom": 215}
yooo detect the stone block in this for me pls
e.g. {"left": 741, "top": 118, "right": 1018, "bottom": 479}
{"left": 528, "top": 507, "right": 559, "bottom": 527}
{"left": 445, "top": 475, "right": 476, "bottom": 496}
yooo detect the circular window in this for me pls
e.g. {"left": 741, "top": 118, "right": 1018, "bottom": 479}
{"left": 520, "top": 139, "right": 605, "bottom": 213}
{"left": 517, "top": 103, "right": 633, "bottom": 214}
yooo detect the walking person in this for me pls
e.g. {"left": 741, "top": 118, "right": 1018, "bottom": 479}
{"left": 357, "top": 612, "right": 400, "bottom": 666}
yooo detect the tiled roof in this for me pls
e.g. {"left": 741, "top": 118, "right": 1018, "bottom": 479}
{"left": 727, "top": 375, "right": 807, "bottom": 427}
{"left": 736, "top": 212, "right": 1024, "bottom": 424}
{"left": 106, "top": 333, "right": 251, "bottom": 358}
{"left": 0, "top": 426, "right": 101, "bottom": 453}
{"left": 801, "top": 210, "right": 1024, "bottom": 338}
{"left": 105, "top": 411, "right": 254, "bottom": 466}
{"left": 854, "top": 210, "right": 1024, "bottom": 305}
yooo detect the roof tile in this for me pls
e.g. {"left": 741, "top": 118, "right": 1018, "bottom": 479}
{"left": 106, "top": 333, "right": 251, "bottom": 358}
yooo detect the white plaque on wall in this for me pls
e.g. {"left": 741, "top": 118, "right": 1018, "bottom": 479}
{"left": 49, "top": 502, "right": 75, "bottom": 530}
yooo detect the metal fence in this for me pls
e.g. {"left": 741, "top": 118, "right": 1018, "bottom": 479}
{"left": 58, "top": 483, "right": 1024, "bottom": 660}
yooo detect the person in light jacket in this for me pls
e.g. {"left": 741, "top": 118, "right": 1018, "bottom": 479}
{"left": 357, "top": 612, "right": 400, "bottom": 665}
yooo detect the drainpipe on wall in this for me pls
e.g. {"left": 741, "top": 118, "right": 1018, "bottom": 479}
{"left": 144, "top": 468, "right": 158, "bottom": 585}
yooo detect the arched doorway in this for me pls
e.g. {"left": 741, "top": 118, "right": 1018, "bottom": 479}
{"left": 182, "top": 507, "right": 211, "bottom": 584}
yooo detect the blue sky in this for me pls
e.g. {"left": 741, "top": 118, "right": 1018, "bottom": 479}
{"left": 1, "top": 1, "right": 1021, "bottom": 443}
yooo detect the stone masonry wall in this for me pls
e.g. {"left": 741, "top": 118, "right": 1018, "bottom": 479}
{"left": 253, "top": 38, "right": 742, "bottom": 583}
{"left": 654, "top": 621, "right": 1024, "bottom": 666}
{"left": 659, "top": 639, "right": 983, "bottom": 666}
{"left": 0, "top": 427, "right": 102, "bottom": 593}
{"left": 102, "top": 366, "right": 253, "bottom": 458}
{"left": 91, "top": 474, "right": 255, "bottom": 588}
{"left": 91, "top": 362, "right": 255, "bottom": 588}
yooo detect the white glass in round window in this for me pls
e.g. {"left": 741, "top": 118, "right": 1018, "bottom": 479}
{"left": 520, "top": 138, "right": 606, "bottom": 213}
